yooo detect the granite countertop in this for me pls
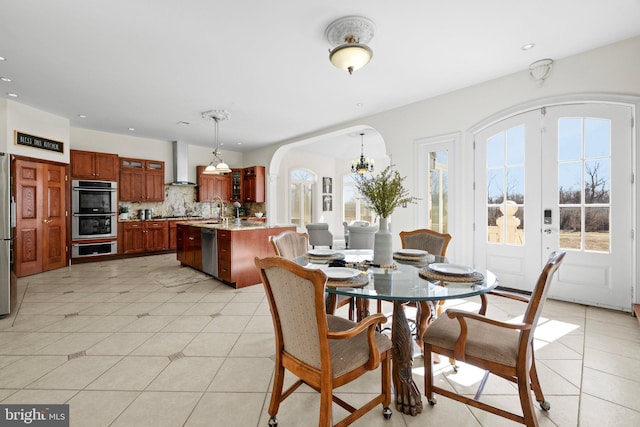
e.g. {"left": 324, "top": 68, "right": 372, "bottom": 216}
{"left": 178, "top": 219, "right": 291, "bottom": 231}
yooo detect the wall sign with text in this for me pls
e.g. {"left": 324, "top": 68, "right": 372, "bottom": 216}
{"left": 14, "top": 131, "right": 64, "bottom": 153}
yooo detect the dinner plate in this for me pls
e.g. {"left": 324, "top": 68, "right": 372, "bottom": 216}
{"left": 308, "top": 249, "right": 336, "bottom": 256}
{"left": 397, "top": 249, "right": 429, "bottom": 257}
{"left": 429, "top": 263, "right": 475, "bottom": 275}
{"left": 325, "top": 267, "right": 360, "bottom": 280}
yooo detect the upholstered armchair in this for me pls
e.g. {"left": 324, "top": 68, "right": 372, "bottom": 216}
{"left": 255, "top": 256, "right": 392, "bottom": 427}
{"left": 305, "top": 223, "right": 333, "bottom": 249}
{"left": 342, "top": 220, "right": 370, "bottom": 249}
{"left": 347, "top": 223, "right": 378, "bottom": 249}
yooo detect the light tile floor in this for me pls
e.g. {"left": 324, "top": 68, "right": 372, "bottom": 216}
{"left": 1, "top": 254, "right": 639, "bottom": 426}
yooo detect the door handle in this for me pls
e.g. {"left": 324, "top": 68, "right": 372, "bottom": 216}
{"left": 43, "top": 219, "right": 52, "bottom": 224}
{"left": 543, "top": 228, "right": 553, "bottom": 234}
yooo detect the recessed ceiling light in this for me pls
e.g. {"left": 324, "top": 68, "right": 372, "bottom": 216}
{"left": 78, "top": 114, "right": 87, "bottom": 118}
{"left": 128, "top": 127, "right": 135, "bottom": 131}
{"left": 521, "top": 43, "right": 535, "bottom": 51}
{"left": 1, "top": 77, "right": 12, "bottom": 82}
{"left": 0, "top": 56, "right": 6, "bottom": 61}
{"left": 236, "top": 142, "right": 242, "bottom": 145}
{"left": 7, "top": 93, "right": 18, "bottom": 97}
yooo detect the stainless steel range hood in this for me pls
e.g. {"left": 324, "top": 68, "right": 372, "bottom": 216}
{"left": 170, "top": 141, "right": 197, "bottom": 186}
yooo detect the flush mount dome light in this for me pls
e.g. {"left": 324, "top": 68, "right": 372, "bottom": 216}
{"left": 325, "top": 16, "right": 375, "bottom": 75}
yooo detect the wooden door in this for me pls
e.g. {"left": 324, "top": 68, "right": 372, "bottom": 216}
{"left": 43, "top": 164, "right": 67, "bottom": 271}
{"left": 15, "top": 159, "right": 67, "bottom": 277}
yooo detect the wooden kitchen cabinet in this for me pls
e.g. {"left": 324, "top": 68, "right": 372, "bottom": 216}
{"left": 196, "top": 166, "right": 231, "bottom": 202}
{"left": 70, "top": 149, "right": 119, "bottom": 181}
{"left": 119, "top": 158, "right": 165, "bottom": 202}
{"left": 120, "top": 221, "right": 169, "bottom": 254}
{"left": 176, "top": 224, "right": 202, "bottom": 270}
{"left": 242, "top": 166, "right": 265, "bottom": 203}
{"left": 230, "top": 169, "right": 243, "bottom": 202}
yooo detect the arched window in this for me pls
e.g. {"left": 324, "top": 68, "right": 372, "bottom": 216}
{"left": 289, "top": 169, "right": 314, "bottom": 228}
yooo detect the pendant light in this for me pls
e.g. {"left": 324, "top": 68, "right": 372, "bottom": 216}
{"left": 202, "top": 109, "right": 232, "bottom": 174}
{"left": 351, "top": 132, "right": 374, "bottom": 174}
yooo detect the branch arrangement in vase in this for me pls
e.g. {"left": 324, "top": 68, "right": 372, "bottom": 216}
{"left": 354, "top": 165, "right": 418, "bottom": 218}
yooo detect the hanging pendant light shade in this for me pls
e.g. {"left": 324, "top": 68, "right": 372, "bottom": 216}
{"left": 202, "top": 110, "right": 231, "bottom": 174}
{"left": 326, "top": 16, "right": 375, "bottom": 75}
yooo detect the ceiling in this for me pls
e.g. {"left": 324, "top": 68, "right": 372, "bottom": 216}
{"left": 2, "top": 1, "right": 639, "bottom": 158}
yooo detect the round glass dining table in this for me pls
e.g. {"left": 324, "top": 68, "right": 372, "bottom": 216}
{"left": 302, "top": 249, "right": 498, "bottom": 416}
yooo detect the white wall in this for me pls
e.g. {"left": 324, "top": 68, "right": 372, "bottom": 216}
{"left": 70, "top": 127, "right": 243, "bottom": 184}
{"left": 258, "top": 36, "right": 640, "bottom": 264}
{"left": 4, "top": 100, "right": 70, "bottom": 163}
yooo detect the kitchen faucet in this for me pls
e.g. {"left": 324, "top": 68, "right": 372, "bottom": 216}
{"left": 211, "top": 196, "right": 226, "bottom": 221}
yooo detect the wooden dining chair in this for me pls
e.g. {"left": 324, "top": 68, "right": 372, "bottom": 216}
{"left": 422, "top": 250, "right": 566, "bottom": 427}
{"left": 255, "top": 256, "right": 392, "bottom": 427}
{"left": 269, "top": 230, "right": 355, "bottom": 320}
{"left": 399, "top": 228, "right": 452, "bottom": 339}
{"left": 268, "top": 230, "right": 309, "bottom": 258}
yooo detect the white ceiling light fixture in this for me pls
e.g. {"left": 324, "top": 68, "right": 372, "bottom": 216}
{"left": 325, "top": 16, "right": 375, "bottom": 75}
{"left": 202, "top": 109, "right": 232, "bottom": 174}
{"left": 529, "top": 58, "right": 553, "bottom": 87}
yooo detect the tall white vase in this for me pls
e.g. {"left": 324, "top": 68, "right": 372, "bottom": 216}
{"left": 373, "top": 217, "right": 393, "bottom": 266}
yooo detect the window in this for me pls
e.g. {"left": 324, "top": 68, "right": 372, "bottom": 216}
{"left": 343, "top": 174, "right": 372, "bottom": 223}
{"left": 558, "top": 117, "right": 611, "bottom": 252}
{"left": 486, "top": 125, "right": 525, "bottom": 245}
{"left": 289, "top": 169, "right": 314, "bottom": 227}
{"left": 428, "top": 150, "right": 449, "bottom": 233}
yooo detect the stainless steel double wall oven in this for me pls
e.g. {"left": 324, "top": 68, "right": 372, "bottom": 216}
{"left": 71, "top": 180, "right": 118, "bottom": 257}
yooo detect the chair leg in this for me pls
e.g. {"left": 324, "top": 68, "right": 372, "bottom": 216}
{"left": 319, "top": 385, "right": 333, "bottom": 427}
{"left": 423, "top": 343, "right": 436, "bottom": 405}
{"left": 529, "top": 348, "right": 550, "bottom": 411}
{"left": 269, "top": 362, "right": 286, "bottom": 418}
{"left": 517, "top": 364, "right": 540, "bottom": 427}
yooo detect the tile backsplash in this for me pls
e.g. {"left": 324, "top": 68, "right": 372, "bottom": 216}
{"left": 119, "top": 186, "right": 265, "bottom": 219}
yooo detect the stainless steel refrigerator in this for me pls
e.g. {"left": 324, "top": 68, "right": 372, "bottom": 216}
{"left": 1, "top": 152, "right": 16, "bottom": 317}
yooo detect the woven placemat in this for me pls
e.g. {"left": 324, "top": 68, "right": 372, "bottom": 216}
{"left": 393, "top": 253, "right": 435, "bottom": 263}
{"left": 305, "top": 253, "right": 345, "bottom": 262}
{"left": 419, "top": 267, "right": 484, "bottom": 283}
{"left": 326, "top": 272, "right": 369, "bottom": 288}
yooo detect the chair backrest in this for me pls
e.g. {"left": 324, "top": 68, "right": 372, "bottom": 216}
{"left": 305, "top": 223, "right": 333, "bottom": 247}
{"left": 523, "top": 250, "right": 566, "bottom": 331}
{"left": 269, "top": 231, "right": 309, "bottom": 259}
{"left": 347, "top": 224, "right": 378, "bottom": 249}
{"left": 255, "top": 256, "right": 329, "bottom": 370}
{"left": 399, "top": 229, "right": 452, "bottom": 256}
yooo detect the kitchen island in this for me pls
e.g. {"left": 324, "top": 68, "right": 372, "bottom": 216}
{"left": 176, "top": 221, "right": 295, "bottom": 288}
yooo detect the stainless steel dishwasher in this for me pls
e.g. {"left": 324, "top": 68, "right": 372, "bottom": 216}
{"left": 201, "top": 228, "right": 218, "bottom": 277}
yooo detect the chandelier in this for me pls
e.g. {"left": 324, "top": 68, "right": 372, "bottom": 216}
{"left": 351, "top": 133, "right": 374, "bottom": 174}
{"left": 202, "top": 110, "right": 231, "bottom": 174}
{"left": 325, "top": 16, "right": 375, "bottom": 75}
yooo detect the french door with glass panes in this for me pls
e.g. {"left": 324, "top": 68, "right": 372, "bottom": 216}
{"left": 474, "top": 103, "right": 634, "bottom": 310}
